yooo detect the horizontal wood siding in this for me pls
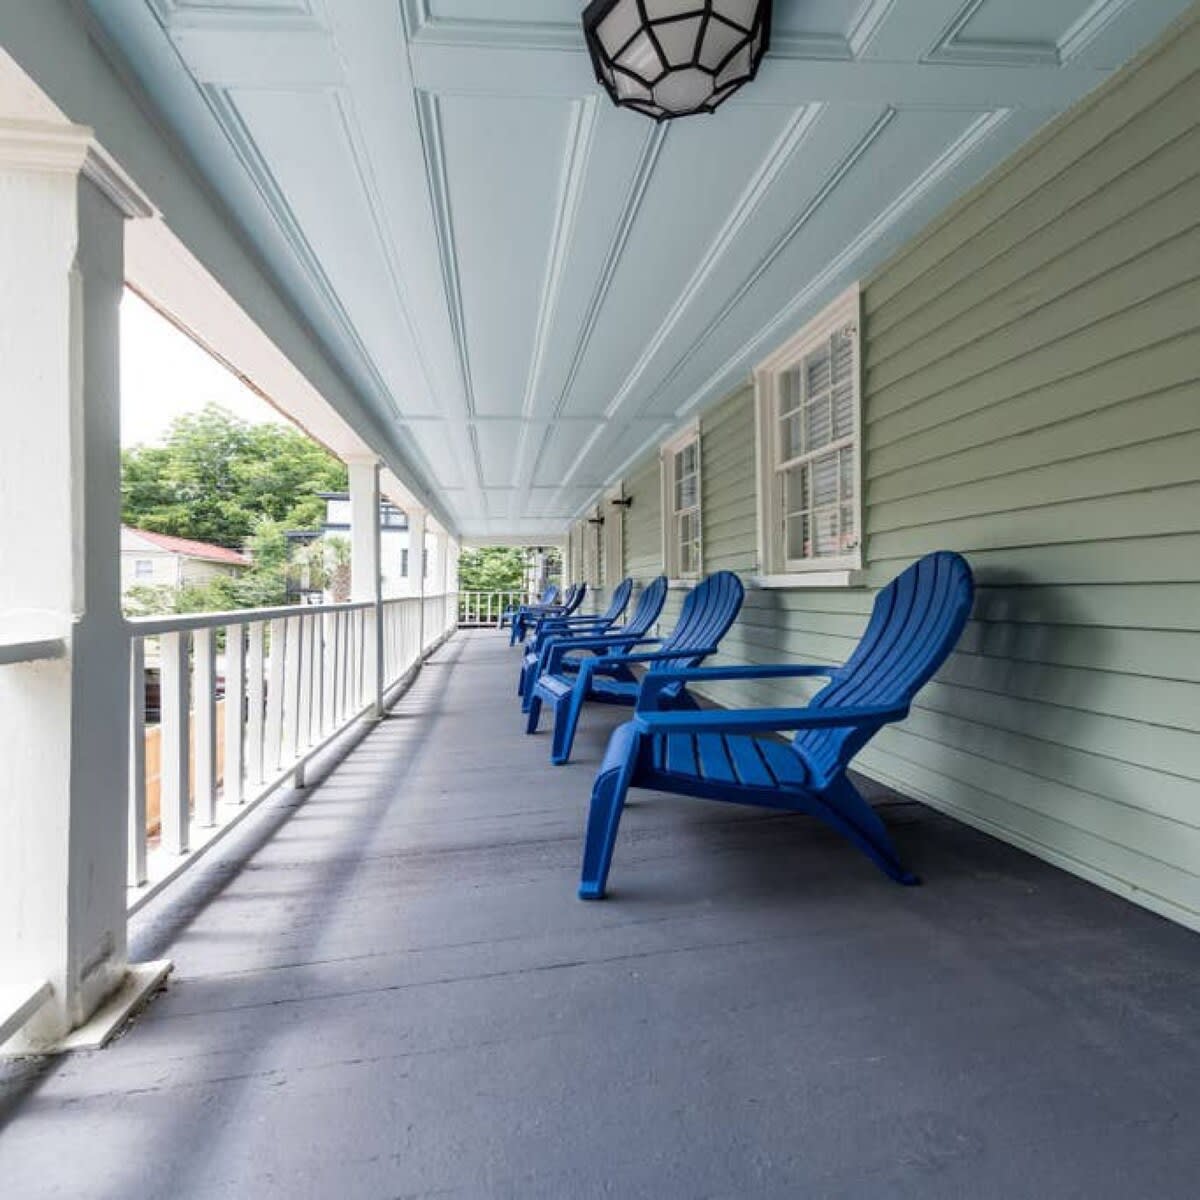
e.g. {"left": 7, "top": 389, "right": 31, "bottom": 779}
{"left": 856, "top": 12, "right": 1200, "bottom": 930}
{"left": 614, "top": 13, "right": 1200, "bottom": 929}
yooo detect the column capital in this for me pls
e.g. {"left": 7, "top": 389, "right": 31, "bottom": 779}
{"left": 0, "top": 119, "right": 153, "bottom": 218}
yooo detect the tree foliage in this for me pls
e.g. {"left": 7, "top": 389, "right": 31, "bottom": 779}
{"left": 457, "top": 547, "right": 528, "bottom": 591}
{"left": 121, "top": 404, "right": 347, "bottom": 549}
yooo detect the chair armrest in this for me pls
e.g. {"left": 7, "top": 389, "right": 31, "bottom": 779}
{"left": 632, "top": 702, "right": 908, "bottom": 736}
{"left": 636, "top": 663, "right": 838, "bottom": 712}
{"left": 543, "top": 635, "right": 661, "bottom": 673}
{"left": 585, "top": 647, "right": 719, "bottom": 671}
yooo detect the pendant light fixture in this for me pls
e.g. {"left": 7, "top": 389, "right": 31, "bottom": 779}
{"left": 582, "top": 1, "right": 772, "bottom": 121}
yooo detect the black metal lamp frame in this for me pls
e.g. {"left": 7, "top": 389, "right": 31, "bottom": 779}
{"left": 582, "top": 0, "right": 773, "bottom": 121}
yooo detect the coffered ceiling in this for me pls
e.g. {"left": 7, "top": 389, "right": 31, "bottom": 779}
{"left": 85, "top": 0, "right": 1188, "bottom": 537}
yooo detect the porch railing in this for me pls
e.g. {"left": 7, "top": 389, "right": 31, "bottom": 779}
{"left": 458, "top": 589, "right": 530, "bottom": 627}
{"left": 126, "top": 592, "right": 457, "bottom": 910}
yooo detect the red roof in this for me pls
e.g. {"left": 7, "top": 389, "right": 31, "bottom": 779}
{"left": 124, "top": 527, "right": 249, "bottom": 566}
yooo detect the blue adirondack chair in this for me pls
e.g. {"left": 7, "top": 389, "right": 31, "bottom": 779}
{"left": 509, "top": 582, "right": 587, "bottom": 645}
{"left": 576, "top": 551, "right": 975, "bottom": 900}
{"left": 517, "top": 577, "right": 634, "bottom": 696}
{"left": 500, "top": 583, "right": 558, "bottom": 632}
{"left": 518, "top": 576, "right": 665, "bottom": 708}
{"left": 529, "top": 577, "right": 633, "bottom": 645}
{"left": 526, "top": 571, "right": 745, "bottom": 765}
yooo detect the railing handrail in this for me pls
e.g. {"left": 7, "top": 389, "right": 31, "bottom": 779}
{"left": 124, "top": 590, "right": 459, "bottom": 912}
{"left": 126, "top": 599, "right": 375, "bottom": 636}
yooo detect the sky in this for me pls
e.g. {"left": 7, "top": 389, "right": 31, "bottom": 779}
{"left": 120, "top": 290, "right": 290, "bottom": 447}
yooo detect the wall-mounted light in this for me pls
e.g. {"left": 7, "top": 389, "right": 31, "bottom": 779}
{"left": 583, "top": 0, "right": 772, "bottom": 122}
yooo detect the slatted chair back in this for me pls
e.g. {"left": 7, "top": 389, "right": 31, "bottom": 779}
{"left": 596, "top": 577, "right": 633, "bottom": 623}
{"left": 647, "top": 571, "right": 744, "bottom": 677}
{"left": 793, "top": 551, "right": 974, "bottom": 784}
{"left": 620, "top": 575, "right": 669, "bottom": 640}
{"left": 559, "top": 582, "right": 586, "bottom": 615}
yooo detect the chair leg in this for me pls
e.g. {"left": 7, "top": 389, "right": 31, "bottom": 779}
{"left": 517, "top": 660, "right": 529, "bottom": 698}
{"left": 579, "top": 731, "right": 639, "bottom": 900}
{"left": 550, "top": 677, "right": 587, "bottom": 765}
{"left": 525, "top": 694, "right": 543, "bottom": 734}
{"left": 812, "top": 775, "right": 918, "bottom": 886}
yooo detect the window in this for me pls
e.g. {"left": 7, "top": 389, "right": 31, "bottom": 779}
{"left": 134, "top": 559, "right": 153, "bottom": 579}
{"left": 661, "top": 424, "right": 702, "bottom": 581}
{"left": 754, "top": 284, "right": 863, "bottom": 584}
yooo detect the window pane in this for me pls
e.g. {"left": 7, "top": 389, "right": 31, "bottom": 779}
{"left": 812, "top": 450, "right": 838, "bottom": 506}
{"left": 840, "top": 504, "right": 856, "bottom": 552}
{"left": 786, "top": 513, "right": 809, "bottom": 561}
{"left": 840, "top": 446, "right": 855, "bottom": 500}
{"left": 813, "top": 508, "right": 839, "bottom": 557}
{"left": 779, "top": 411, "right": 802, "bottom": 462}
{"left": 805, "top": 391, "right": 831, "bottom": 451}
{"left": 678, "top": 473, "right": 697, "bottom": 511}
{"left": 831, "top": 329, "right": 855, "bottom": 438}
{"left": 783, "top": 464, "right": 808, "bottom": 517}
{"left": 805, "top": 343, "right": 831, "bottom": 398}
{"left": 779, "top": 367, "right": 802, "bottom": 415}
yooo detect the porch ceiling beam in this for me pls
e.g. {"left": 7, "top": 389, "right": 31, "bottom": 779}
{"left": 407, "top": 46, "right": 1108, "bottom": 112}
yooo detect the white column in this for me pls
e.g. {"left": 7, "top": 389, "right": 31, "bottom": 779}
{"left": 348, "top": 459, "right": 384, "bottom": 718}
{"left": 0, "top": 121, "right": 167, "bottom": 1052}
{"left": 406, "top": 506, "right": 428, "bottom": 650}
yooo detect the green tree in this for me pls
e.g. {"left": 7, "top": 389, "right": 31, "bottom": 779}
{"left": 121, "top": 404, "right": 347, "bottom": 548}
{"left": 458, "top": 547, "right": 527, "bottom": 591}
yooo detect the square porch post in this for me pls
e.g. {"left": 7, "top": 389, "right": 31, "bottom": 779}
{"left": 0, "top": 120, "right": 169, "bottom": 1052}
{"left": 406, "top": 505, "right": 428, "bottom": 647}
{"left": 348, "top": 458, "right": 384, "bottom": 719}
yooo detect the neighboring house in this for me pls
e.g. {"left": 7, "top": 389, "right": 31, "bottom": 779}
{"left": 121, "top": 526, "right": 249, "bottom": 596}
{"left": 318, "top": 492, "right": 412, "bottom": 597}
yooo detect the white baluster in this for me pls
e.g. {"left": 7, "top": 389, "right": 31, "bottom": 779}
{"left": 193, "top": 625, "right": 218, "bottom": 827}
{"left": 160, "top": 631, "right": 191, "bottom": 855}
{"left": 264, "top": 617, "right": 286, "bottom": 775}
{"left": 224, "top": 623, "right": 246, "bottom": 805}
{"left": 128, "top": 638, "right": 148, "bottom": 887}
{"left": 246, "top": 621, "right": 265, "bottom": 786}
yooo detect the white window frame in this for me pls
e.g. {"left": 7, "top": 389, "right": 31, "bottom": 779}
{"left": 753, "top": 284, "right": 864, "bottom": 588}
{"left": 134, "top": 558, "right": 154, "bottom": 579}
{"left": 660, "top": 421, "right": 702, "bottom": 584}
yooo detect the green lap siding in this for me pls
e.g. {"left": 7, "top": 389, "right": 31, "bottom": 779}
{"left": 615, "top": 11, "right": 1200, "bottom": 930}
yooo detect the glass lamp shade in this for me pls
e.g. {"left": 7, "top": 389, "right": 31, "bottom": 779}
{"left": 583, "top": 0, "right": 772, "bottom": 120}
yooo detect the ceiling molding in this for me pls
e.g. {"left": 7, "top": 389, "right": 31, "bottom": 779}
{"left": 404, "top": 5, "right": 853, "bottom": 61}
{"left": 511, "top": 119, "right": 668, "bottom": 519}
{"left": 674, "top": 107, "right": 1013, "bottom": 424}
{"left": 926, "top": 0, "right": 1061, "bottom": 66}
{"left": 1059, "top": 0, "right": 1140, "bottom": 60}
{"left": 600, "top": 102, "right": 824, "bottom": 426}
{"left": 635, "top": 106, "right": 900, "bottom": 421}
{"left": 848, "top": 0, "right": 902, "bottom": 56}
{"left": 201, "top": 87, "right": 401, "bottom": 422}
{"left": 330, "top": 87, "right": 438, "bottom": 414}
{"left": 413, "top": 89, "right": 476, "bottom": 419}
{"left": 519, "top": 96, "right": 597, "bottom": 426}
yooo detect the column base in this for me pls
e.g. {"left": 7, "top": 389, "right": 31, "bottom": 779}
{"left": 1, "top": 960, "right": 172, "bottom": 1058}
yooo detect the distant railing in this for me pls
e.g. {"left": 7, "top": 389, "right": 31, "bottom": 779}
{"left": 458, "top": 589, "right": 530, "bottom": 627}
{"left": 125, "top": 591, "right": 457, "bottom": 909}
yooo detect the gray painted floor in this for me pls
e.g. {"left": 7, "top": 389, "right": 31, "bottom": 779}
{"left": 2, "top": 630, "right": 1199, "bottom": 1198}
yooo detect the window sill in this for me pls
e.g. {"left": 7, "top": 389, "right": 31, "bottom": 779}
{"left": 749, "top": 570, "right": 865, "bottom": 590}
